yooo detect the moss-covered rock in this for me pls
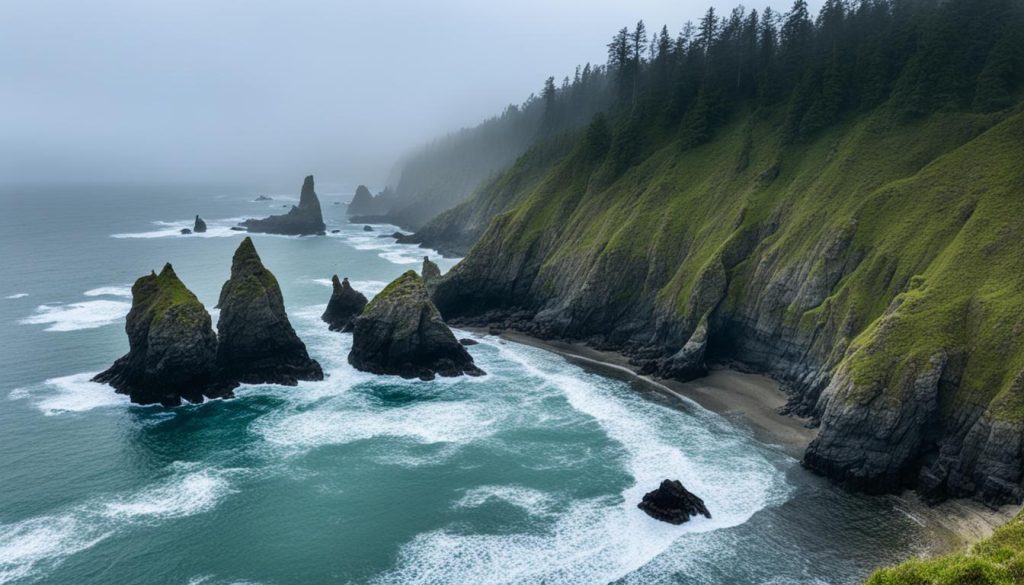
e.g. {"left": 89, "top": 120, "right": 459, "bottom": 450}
{"left": 348, "top": 270, "right": 484, "bottom": 380}
{"left": 321, "top": 275, "right": 367, "bottom": 332}
{"left": 239, "top": 175, "right": 325, "bottom": 235}
{"left": 217, "top": 237, "right": 323, "bottom": 385}
{"left": 92, "top": 264, "right": 233, "bottom": 406}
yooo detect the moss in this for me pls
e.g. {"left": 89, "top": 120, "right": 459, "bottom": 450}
{"left": 867, "top": 512, "right": 1024, "bottom": 585}
{"left": 366, "top": 270, "right": 423, "bottom": 310}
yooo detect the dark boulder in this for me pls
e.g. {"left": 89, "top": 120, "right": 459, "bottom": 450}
{"left": 363, "top": 225, "right": 374, "bottom": 232}
{"left": 193, "top": 215, "right": 207, "bottom": 233}
{"left": 180, "top": 228, "right": 192, "bottom": 235}
{"left": 216, "top": 237, "right": 323, "bottom": 385}
{"left": 239, "top": 175, "right": 326, "bottom": 235}
{"left": 348, "top": 270, "right": 484, "bottom": 380}
{"left": 92, "top": 264, "right": 235, "bottom": 406}
{"left": 637, "top": 479, "right": 711, "bottom": 524}
{"left": 321, "top": 275, "right": 368, "bottom": 332}
{"left": 459, "top": 338, "right": 479, "bottom": 346}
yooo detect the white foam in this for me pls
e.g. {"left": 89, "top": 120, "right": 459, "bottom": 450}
{"left": 257, "top": 400, "right": 497, "bottom": 452}
{"left": 4, "top": 293, "right": 28, "bottom": 299}
{"left": 19, "top": 300, "right": 130, "bottom": 332}
{"left": 370, "top": 339, "right": 791, "bottom": 585}
{"left": 83, "top": 286, "right": 132, "bottom": 298}
{"left": 455, "top": 486, "right": 556, "bottom": 517}
{"left": 0, "top": 467, "right": 234, "bottom": 584}
{"left": 10, "top": 372, "right": 128, "bottom": 416}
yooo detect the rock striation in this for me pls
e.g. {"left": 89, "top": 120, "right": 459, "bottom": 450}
{"left": 239, "top": 176, "right": 325, "bottom": 235}
{"left": 216, "top": 237, "right": 323, "bottom": 385}
{"left": 193, "top": 215, "right": 207, "bottom": 233}
{"left": 637, "top": 479, "right": 711, "bottom": 524}
{"left": 348, "top": 270, "right": 484, "bottom": 380}
{"left": 321, "top": 275, "right": 367, "bottom": 332}
{"left": 92, "top": 264, "right": 234, "bottom": 406}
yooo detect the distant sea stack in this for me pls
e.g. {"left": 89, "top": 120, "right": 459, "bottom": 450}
{"left": 216, "top": 237, "right": 323, "bottom": 385}
{"left": 92, "top": 264, "right": 235, "bottom": 406}
{"left": 239, "top": 175, "right": 326, "bottom": 235}
{"left": 321, "top": 275, "right": 367, "bottom": 332}
{"left": 348, "top": 270, "right": 484, "bottom": 380}
{"left": 347, "top": 185, "right": 375, "bottom": 216}
{"left": 421, "top": 256, "right": 441, "bottom": 293}
{"left": 193, "top": 215, "right": 207, "bottom": 233}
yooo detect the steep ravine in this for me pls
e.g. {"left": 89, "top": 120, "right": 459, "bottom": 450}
{"left": 429, "top": 106, "right": 1024, "bottom": 506}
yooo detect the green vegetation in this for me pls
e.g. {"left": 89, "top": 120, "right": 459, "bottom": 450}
{"left": 867, "top": 512, "right": 1024, "bottom": 584}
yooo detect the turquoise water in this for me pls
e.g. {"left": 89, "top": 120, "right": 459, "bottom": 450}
{"left": 1, "top": 184, "right": 943, "bottom": 584}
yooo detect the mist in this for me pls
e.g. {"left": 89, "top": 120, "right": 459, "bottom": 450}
{"left": 1, "top": 0, "right": 819, "bottom": 189}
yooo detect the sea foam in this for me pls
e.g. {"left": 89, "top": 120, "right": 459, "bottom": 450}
{"left": 9, "top": 372, "right": 128, "bottom": 416}
{"left": 19, "top": 299, "right": 131, "bottom": 332}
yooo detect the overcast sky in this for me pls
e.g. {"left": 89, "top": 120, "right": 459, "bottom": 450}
{"left": 1, "top": 0, "right": 820, "bottom": 189}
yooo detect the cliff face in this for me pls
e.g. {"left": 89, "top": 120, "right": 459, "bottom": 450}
{"left": 92, "top": 264, "right": 233, "bottom": 406}
{"left": 240, "top": 175, "right": 325, "bottom": 235}
{"left": 217, "top": 237, "right": 324, "bottom": 385}
{"left": 431, "top": 106, "right": 1024, "bottom": 505}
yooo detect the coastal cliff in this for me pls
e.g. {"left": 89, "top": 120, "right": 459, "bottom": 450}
{"left": 426, "top": 104, "right": 1024, "bottom": 505}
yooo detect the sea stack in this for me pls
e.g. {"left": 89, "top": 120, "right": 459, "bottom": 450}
{"left": 193, "top": 215, "right": 207, "bottom": 233}
{"left": 637, "top": 480, "right": 711, "bottom": 525}
{"left": 421, "top": 256, "right": 442, "bottom": 295}
{"left": 239, "top": 175, "right": 326, "bottom": 235}
{"left": 216, "top": 237, "right": 323, "bottom": 385}
{"left": 347, "top": 185, "right": 375, "bottom": 216}
{"left": 92, "top": 264, "right": 235, "bottom": 406}
{"left": 348, "top": 270, "right": 484, "bottom": 380}
{"left": 321, "top": 275, "right": 368, "bottom": 332}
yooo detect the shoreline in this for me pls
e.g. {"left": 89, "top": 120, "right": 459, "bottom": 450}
{"left": 469, "top": 328, "right": 1022, "bottom": 558}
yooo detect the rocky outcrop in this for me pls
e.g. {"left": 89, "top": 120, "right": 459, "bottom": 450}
{"left": 92, "top": 264, "right": 235, "bottom": 406}
{"left": 216, "top": 237, "right": 323, "bottom": 385}
{"left": 347, "top": 185, "right": 378, "bottom": 216}
{"left": 348, "top": 271, "right": 484, "bottom": 380}
{"left": 363, "top": 225, "right": 373, "bottom": 232}
{"left": 239, "top": 176, "right": 325, "bottom": 235}
{"left": 421, "top": 256, "right": 441, "bottom": 294}
{"left": 637, "top": 480, "right": 711, "bottom": 524}
{"left": 193, "top": 215, "right": 207, "bottom": 233}
{"left": 321, "top": 275, "right": 367, "bottom": 332}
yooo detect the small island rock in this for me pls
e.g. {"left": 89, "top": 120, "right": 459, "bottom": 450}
{"left": 322, "top": 275, "right": 368, "bottom": 332}
{"left": 92, "top": 264, "right": 235, "bottom": 406}
{"left": 348, "top": 270, "right": 484, "bottom": 380}
{"left": 180, "top": 228, "right": 192, "bottom": 235}
{"left": 193, "top": 215, "right": 207, "bottom": 233}
{"left": 216, "top": 237, "right": 323, "bottom": 385}
{"left": 239, "top": 175, "right": 326, "bottom": 235}
{"left": 363, "top": 225, "right": 374, "bottom": 232}
{"left": 637, "top": 479, "right": 711, "bottom": 524}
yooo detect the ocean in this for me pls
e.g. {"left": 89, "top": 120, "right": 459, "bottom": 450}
{"left": 0, "top": 183, "right": 951, "bottom": 584}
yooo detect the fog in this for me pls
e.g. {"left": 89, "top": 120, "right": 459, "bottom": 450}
{"left": 1, "top": 0, "right": 819, "bottom": 189}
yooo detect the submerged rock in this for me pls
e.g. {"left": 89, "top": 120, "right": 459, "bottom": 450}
{"left": 193, "top": 215, "right": 207, "bottom": 233}
{"left": 321, "top": 275, "right": 368, "bottom": 332}
{"left": 637, "top": 479, "right": 711, "bottom": 524}
{"left": 459, "top": 338, "right": 478, "bottom": 346}
{"left": 180, "top": 228, "right": 192, "bottom": 235}
{"left": 92, "top": 264, "right": 234, "bottom": 406}
{"left": 363, "top": 225, "right": 374, "bottom": 232}
{"left": 254, "top": 195, "right": 273, "bottom": 201}
{"left": 239, "top": 175, "right": 326, "bottom": 235}
{"left": 216, "top": 237, "right": 323, "bottom": 385}
{"left": 348, "top": 270, "right": 484, "bottom": 380}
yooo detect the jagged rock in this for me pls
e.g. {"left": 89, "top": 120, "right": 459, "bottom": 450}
{"left": 180, "top": 228, "right": 192, "bottom": 235}
{"left": 637, "top": 479, "right": 711, "bottom": 524}
{"left": 193, "top": 215, "right": 207, "bottom": 233}
{"left": 92, "top": 264, "right": 235, "bottom": 406}
{"left": 216, "top": 237, "right": 323, "bottom": 385}
{"left": 421, "top": 256, "right": 442, "bottom": 296}
{"left": 255, "top": 195, "right": 273, "bottom": 201}
{"left": 348, "top": 270, "right": 484, "bottom": 380}
{"left": 321, "top": 275, "right": 367, "bottom": 332}
{"left": 239, "top": 175, "right": 326, "bottom": 235}
{"left": 347, "top": 185, "right": 376, "bottom": 216}
{"left": 459, "top": 338, "right": 479, "bottom": 346}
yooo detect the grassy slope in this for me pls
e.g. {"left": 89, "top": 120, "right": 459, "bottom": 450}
{"left": 868, "top": 511, "right": 1024, "bottom": 584}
